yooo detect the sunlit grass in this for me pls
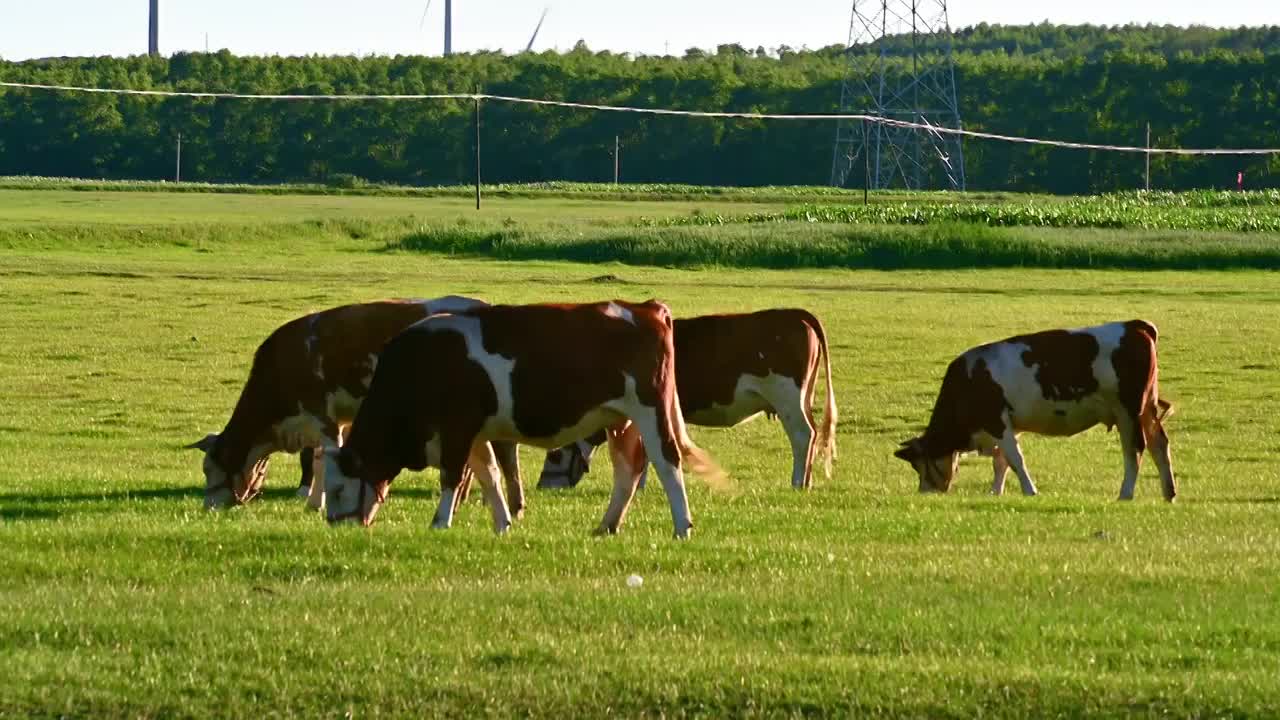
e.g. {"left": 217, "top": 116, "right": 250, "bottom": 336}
{"left": 1, "top": 187, "right": 1279, "bottom": 716}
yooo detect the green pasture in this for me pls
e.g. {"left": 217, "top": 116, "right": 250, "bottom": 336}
{"left": 1, "top": 186, "right": 1279, "bottom": 717}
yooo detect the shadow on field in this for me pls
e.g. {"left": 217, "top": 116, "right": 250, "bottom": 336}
{"left": 0, "top": 486, "right": 204, "bottom": 506}
{"left": 0, "top": 506, "right": 63, "bottom": 522}
{"left": 956, "top": 500, "right": 1084, "bottom": 515}
{"left": 1182, "top": 496, "right": 1280, "bottom": 505}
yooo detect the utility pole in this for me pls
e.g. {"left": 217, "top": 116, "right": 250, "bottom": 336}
{"left": 444, "top": 0, "right": 453, "bottom": 56}
{"left": 148, "top": 0, "right": 160, "bottom": 56}
{"left": 863, "top": 118, "right": 870, "bottom": 205}
{"left": 175, "top": 133, "right": 182, "bottom": 182}
{"left": 614, "top": 135, "right": 620, "bottom": 184}
{"left": 474, "top": 94, "right": 482, "bottom": 210}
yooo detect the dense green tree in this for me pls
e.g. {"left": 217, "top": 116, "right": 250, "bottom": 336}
{"left": 1, "top": 23, "right": 1277, "bottom": 192}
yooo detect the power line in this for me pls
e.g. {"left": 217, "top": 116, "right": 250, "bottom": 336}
{"left": 1, "top": 81, "right": 1278, "bottom": 156}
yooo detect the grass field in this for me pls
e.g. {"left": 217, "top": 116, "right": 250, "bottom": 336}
{"left": 2, "top": 186, "right": 1280, "bottom": 717}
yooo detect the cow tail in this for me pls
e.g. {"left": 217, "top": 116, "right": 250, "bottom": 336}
{"left": 672, "top": 392, "right": 730, "bottom": 491}
{"left": 800, "top": 310, "right": 839, "bottom": 479}
{"left": 1132, "top": 320, "right": 1171, "bottom": 422}
{"left": 647, "top": 300, "right": 729, "bottom": 491}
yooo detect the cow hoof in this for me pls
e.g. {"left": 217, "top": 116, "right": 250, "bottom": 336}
{"left": 1117, "top": 493, "right": 1135, "bottom": 501}
{"left": 592, "top": 524, "right": 618, "bottom": 537}
{"left": 431, "top": 518, "right": 451, "bottom": 530}
{"left": 511, "top": 508, "right": 525, "bottom": 522}
{"left": 1164, "top": 494, "right": 1177, "bottom": 503}
{"left": 493, "top": 523, "right": 512, "bottom": 536}
{"left": 673, "top": 529, "right": 692, "bottom": 541}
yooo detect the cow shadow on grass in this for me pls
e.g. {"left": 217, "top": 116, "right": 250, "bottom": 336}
{"left": 0, "top": 486, "right": 204, "bottom": 507}
{"left": 0, "top": 506, "right": 63, "bottom": 522}
{"left": 1182, "top": 496, "right": 1280, "bottom": 505}
{"left": 0, "top": 486, "right": 206, "bottom": 522}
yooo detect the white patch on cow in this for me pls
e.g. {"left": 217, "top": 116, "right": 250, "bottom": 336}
{"left": 1083, "top": 322, "right": 1126, "bottom": 390}
{"left": 603, "top": 302, "right": 636, "bottom": 325}
{"left": 420, "top": 295, "right": 488, "bottom": 316}
{"left": 313, "top": 354, "right": 325, "bottom": 381}
{"left": 420, "top": 313, "right": 628, "bottom": 448}
{"left": 967, "top": 334, "right": 1119, "bottom": 439}
{"left": 697, "top": 372, "right": 814, "bottom": 489}
{"left": 424, "top": 314, "right": 520, "bottom": 435}
{"left": 685, "top": 373, "right": 780, "bottom": 427}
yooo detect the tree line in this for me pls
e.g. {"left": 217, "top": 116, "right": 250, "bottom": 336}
{"left": 1, "top": 24, "right": 1278, "bottom": 193}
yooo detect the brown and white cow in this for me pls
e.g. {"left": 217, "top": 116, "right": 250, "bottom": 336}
{"left": 186, "top": 296, "right": 522, "bottom": 514}
{"left": 894, "top": 320, "right": 1175, "bottom": 500}
{"left": 538, "top": 309, "right": 837, "bottom": 490}
{"left": 321, "top": 300, "right": 723, "bottom": 538}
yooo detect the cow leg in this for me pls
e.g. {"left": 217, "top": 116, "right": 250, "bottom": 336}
{"left": 304, "top": 425, "right": 348, "bottom": 509}
{"left": 1116, "top": 412, "right": 1144, "bottom": 501}
{"left": 297, "top": 448, "right": 314, "bottom": 496}
{"left": 1143, "top": 411, "right": 1176, "bottom": 502}
{"left": 635, "top": 412, "right": 694, "bottom": 539}
{"left": 597, "top": 423, "right": 648, "bottom": 535}
{"left": 996, "top": 431, "right": 1038, "bottom": 497}
{"left": 990, "top": 449, "right": 1009, "bottom": 496}
{"left": 777, "top": 403, "right": 816, "bottom": 490}
{"left": 432, "top": 436, "right": 473, "bottom": 530}
{"left": 451, "top": 466, "right": 474, "bottom": 514}
{"left": 493, "top": 441, "right": 525, "bottom": 520}
{"left": 304, "top": 447, "right": 330, "bottom": 511}
{"left": 455, "top": 467, "right": 473, "bottom": 505}
{"left": 305, "top": 425, "right": 350, "bottom": 509}
{"left": 468, "top": 442, "right": 513, "bottom": 535}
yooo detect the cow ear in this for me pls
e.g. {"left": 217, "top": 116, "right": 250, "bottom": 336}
{"left": 894, "top": 441, "right": 920, "bottom": 462}
{"left": 184, "top": 433, "right": 219, "bottom": 452}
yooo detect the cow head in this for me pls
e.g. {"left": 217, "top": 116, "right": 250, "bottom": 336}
{"left": 186, "top": 433, "right": 270, "bottom": 509}
{"left": 322, "top": 447, "right": 387, "bottom": 526}
{"left": 894, "top": 438, "right": 959, "bottom": 493}
{"left": 537, "top": 432, "right": 607, "bottom": 490}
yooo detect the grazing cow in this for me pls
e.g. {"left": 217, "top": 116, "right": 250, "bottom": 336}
{"left": 894, "top": 320, "right": 1175, "bottom": 500}
{"left": 538, "top": 309, "right": 837, "bottom": 490}
{"left": 322, "top": 300, "right": 723, "bottom": 538}
{"left": 186, "top": 297, "right": 523, "bottom": 514}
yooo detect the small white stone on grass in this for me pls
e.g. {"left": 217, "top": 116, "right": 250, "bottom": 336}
{"left": 626, "top": 574, "right": 644, "bottom": 588}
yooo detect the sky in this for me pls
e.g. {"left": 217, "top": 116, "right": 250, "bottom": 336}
{"left": 1, "top": 0, "right": 1273, "bottom": 61}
